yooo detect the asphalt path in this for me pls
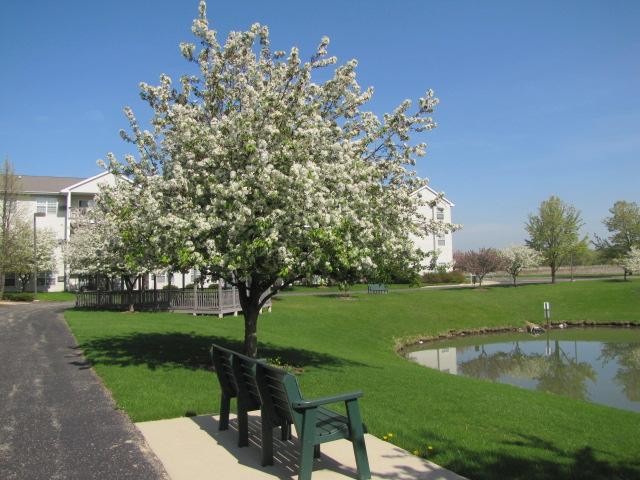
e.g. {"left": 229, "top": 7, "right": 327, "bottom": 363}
{"left": 274, "top": 276, "right": 623, "bottom": 297}
{"left": 0, "top": 301, "right": 167, "bottom": 480}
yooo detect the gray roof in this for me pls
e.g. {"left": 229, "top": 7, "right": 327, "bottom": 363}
{"left": 15, "top": 175, "right": 86, "bottom": 194}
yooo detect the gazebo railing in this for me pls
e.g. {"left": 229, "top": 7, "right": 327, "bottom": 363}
{"left": 75, "top": 287, "right": 271, "bottom": 317}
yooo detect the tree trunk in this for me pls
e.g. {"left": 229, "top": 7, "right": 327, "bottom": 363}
{"left": 238, "top": 281, "right": 262, "bottom": 358}
{"left": 512, "top": 275, "right": 517, "bottom": 287}
{"left": 551, "top": 264, "right": 557, "bottom": 284}
{"left": 243, "top": 305, "right": 259, "bottom": 358}
{"left": 123, "top": 275, "right": 138, "bottom": 312}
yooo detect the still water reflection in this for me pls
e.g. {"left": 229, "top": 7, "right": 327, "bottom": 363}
{"left": 406, "top": 328, "right": 640, "bottom": 412}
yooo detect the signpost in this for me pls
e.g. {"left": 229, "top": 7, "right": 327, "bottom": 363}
{"left": 543, "top": 301, "right": 551, "bottom": 328}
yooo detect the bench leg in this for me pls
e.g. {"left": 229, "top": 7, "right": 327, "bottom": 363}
{"left": 314, "top": 444, "right": 321, "bottom": 459}
{"left": 219, "top": 393, "right": 231, "bottom": 431}
{"left": 238, "top": 402, "right": 248, "bottom": 447}
{"left": 346, "top": 400, "right": 371, "bottom": 480}
{"left": 299, "top": 409, "right": 317, "bottom": 480}
{"left": 260, "top": 409, "right": 274, "bottom": 466}
{"left": 280, "top": 421, "right": 292, "bottom": 441}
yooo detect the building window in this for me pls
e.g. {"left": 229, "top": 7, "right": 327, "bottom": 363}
{"left": 37, "top": 272, "right": 56, "bottom": 286}
{"left": 4, "top": 273, "right": 16, "bottom": 287}
{"left": 36, "top": 198, "right": 57, "bottom": 215}
{"left": 437, "top": 235, "right": 446, "bottom": 246}
{"left": 436, "top": 207, "right": 445, "bottom": 221}
{"left": 78, "top": 199, "right": 94, "bottom": 208}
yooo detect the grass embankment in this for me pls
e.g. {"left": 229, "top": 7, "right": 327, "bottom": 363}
{"left": 65, "top": 280, "right": 640, "bottom": 480}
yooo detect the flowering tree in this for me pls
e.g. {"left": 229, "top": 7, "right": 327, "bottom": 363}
{"left": 103, "top": 1, "right": 453, "bottom": 356}
{"left": 9, "top": 220, "right": 57, "bottom": 292}
{"left": 618, "top": 247, "right": 640, "bottom": 281}
{"left": 65, "top": 184, "right": 164, "bottom": 309}
{"left": 500, "top": 245, "right": 541, "bottom": 287}
{"left": 594, "top": 201, "right": 640, "bottom": 280}
{"left": 453, "top": 248, "right": 504, "bottom": 287}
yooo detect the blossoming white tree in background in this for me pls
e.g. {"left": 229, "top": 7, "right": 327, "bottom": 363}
{"left": 65, "top": 185, "right": 164, "bottom": 309}
{"left": 618, "top": 247, "right": 640, "bottom": 281}
{"left": 8, "top": 219, "right": 57, "bottom": 292}
{"left": 103, "top": 1, "right": 455, "bottom": 356}
{"left": 500, "top": 245, "right": 541, "bottom": 287}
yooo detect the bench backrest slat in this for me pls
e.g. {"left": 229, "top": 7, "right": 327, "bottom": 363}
{"left": 231, "top": 351, "right": 263, "bottom": 409}
{"left": 256, "top": 363, "right": 302, "bottom": 428}
{"left": 211, "top": 344, "right": 238, "bottom": 397}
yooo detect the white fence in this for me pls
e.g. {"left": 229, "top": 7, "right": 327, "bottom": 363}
{"left": 75, "top": 288, "right": 271, "bottom": 317}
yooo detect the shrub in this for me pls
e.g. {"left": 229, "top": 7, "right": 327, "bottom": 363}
{"left": 421, "top": 270, "right": 466, "bottom": 285}
{"left": 3, "top": 292, "right": 35, "bottom": 302}
{"left": 161, "top": 284, "right": 181, "bottom": 290}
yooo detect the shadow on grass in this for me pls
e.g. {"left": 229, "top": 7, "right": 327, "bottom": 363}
{"left": 73, "top": 332, "right": 365, "bottom": 372}
{"left": 422, "top": 429, "right": 640, "bottom": 480}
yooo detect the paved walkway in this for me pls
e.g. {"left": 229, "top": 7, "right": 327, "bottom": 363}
{"left": 0, "top": 302, "right": 167, "bottom": 480}
{"left": 137, "top": 412, "right": 466, "bottom": 480}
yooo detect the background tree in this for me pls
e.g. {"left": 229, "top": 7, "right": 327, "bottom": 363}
{"left": 499, "top": 245, "right": 541, "bottom": 286}
{"left": 8, "top": 220, "right": 57, "bottom": 292}
{"left": 594, "top": 201, "right": 640, "bottom": 277}
{"left": 453, "top": 248, "right": 504, "bottom": 286}
{"left": 0, "top": 158, "right": 22, "bottom": 299}
{"left": 525, "top": 196, "right": 583, "bottom": 283}
{"left": 617, "top": 247, "right": 640, "bottom": 281}
{"left": 104, "top": 1, "right": 455, "bottom": 357}
{"left": 565, "top": 236, "right": 591, "bottom": 281}
{"left": 65, "top": 185, "right": 164, "bottom": 309}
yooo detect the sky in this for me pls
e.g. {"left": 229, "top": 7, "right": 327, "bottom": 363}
{"left": 1, "top": 0, "right": 638, "bottom": 250}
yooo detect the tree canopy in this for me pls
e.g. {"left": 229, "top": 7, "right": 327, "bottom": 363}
{"left": 500, "top": 245, "right": 541, "bottom": 286}
{"left": 594, "top": 201, "right": 640, "bottom": 278}
{"left": 101, "top": 1, "right": 452, "bottom": 356}
{"left": 525, "top": 196, "right": 583, "bottom": 283}
{"left": 453, "top": 248, "right": 503, "bottom": 286}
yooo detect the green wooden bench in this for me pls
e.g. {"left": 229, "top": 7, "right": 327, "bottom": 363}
{"left": 211, "top": 344, "right": 262, "bottom": 447}
{"left": 367, "top": 283, "right": 388, "bottom": 294}
{"left": 210, "top": 344, "right": 290, "bottom": 447}
{"left": 256, "top": 362, "right": 371, "bottom": 480}
{"left": 232, "top": 349, "right": 292, "bottom": 445}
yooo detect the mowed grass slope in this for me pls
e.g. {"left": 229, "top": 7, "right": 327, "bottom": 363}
{"left": 65, "top": 280, "right": 640, "bottom": 480}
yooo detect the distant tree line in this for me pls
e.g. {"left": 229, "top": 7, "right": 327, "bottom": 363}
{"left": 454, "top": 196, "right": 640, "bottom": 285}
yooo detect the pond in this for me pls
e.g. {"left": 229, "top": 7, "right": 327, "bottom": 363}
{"left": 405, "top": 328, "right": 640, "bottom": 413}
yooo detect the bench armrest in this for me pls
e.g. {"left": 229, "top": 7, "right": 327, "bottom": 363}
{"left": 292, "top": 391, "right": 363, "bottom": 409}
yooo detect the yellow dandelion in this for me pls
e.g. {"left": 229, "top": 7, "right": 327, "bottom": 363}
{"left": 412, "top": 450, "right": 420, "bottom": 456}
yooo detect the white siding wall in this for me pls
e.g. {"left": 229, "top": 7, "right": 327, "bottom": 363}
{"left": 412, "top": 186, "right": 454, "bottom": 271}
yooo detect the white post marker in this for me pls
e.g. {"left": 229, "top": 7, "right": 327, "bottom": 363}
{"left": 543, "top": 301, "right": 551, "bottom": 324}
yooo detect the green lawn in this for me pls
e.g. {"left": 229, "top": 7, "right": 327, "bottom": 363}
{"left": 36, "top": 291, "right": 76, "bottom": 302}
{"left": 65, "top": 279, "right": 640, "bottom": 480}
{"left": 280, "top": 283, "right": 421, "bottom": 294}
